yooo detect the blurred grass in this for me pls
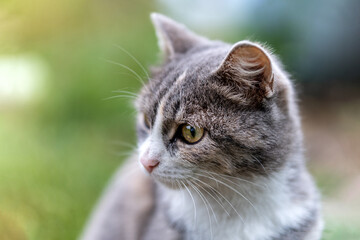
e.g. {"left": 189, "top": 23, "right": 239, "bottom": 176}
{"left": 0, "top": 0, "right": 360, "bottom": 239}
{"left": 0, "top": 113, "right": 126, "bottom": 239}
{"left": 0, "top": 1, "right": 156, "bottom": 239}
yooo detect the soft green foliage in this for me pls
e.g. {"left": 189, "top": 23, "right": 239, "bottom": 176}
{"left": 0, "top": 116, "right": 120, "bottom": 239}
{"left": 0, "top": 1, "right": 156, "bottom": 239}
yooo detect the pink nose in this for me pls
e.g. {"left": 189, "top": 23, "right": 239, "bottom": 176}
{"left": 140, "top": 157, "right": 159, "bottom": 173}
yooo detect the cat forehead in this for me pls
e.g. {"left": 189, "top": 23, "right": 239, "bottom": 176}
{"left": 137, "top": 44, "right": 230, "bottom": 112}
{"left": 144, "top": 52, "right": 214, "bottom": 96}
{"left": 160, "top": 43, "right": 231, "bottom": 78}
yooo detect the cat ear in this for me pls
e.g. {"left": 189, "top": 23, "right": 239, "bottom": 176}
{"left": 150, "top": 13, "right": 207, "bottom": 58}
{"left": 216, "top": 41, "right": 275, "bottom": 101}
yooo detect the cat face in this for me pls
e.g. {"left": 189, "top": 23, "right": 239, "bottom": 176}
{"left": 135, "top": 14, "right": 299, "bottom": 188}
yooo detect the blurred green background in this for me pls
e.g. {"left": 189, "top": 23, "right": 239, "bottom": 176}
{"left": 0, "top": 0, "right": 359, "bottom": 239}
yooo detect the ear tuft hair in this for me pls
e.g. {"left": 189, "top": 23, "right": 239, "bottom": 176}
{"left": 216, "top": 41, "right": 275, "bottom": 101}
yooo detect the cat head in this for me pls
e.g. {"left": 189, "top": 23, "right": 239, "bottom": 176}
{"left": 135, "top": 13, "right": 301, "bottom": 188}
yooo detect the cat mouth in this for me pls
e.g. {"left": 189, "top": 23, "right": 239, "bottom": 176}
{"left": 151, "top": 169, "right": 221, "bottom": 190}
{"left": 151, "top": 172, "right": 190, "bottom": 189}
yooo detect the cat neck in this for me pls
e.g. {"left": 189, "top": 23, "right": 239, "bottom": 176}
{"left": 158, "top": 163, "right": 318, "bottom": 240}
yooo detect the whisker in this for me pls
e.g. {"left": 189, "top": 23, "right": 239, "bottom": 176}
{"left": 180, "top": 180, "right": 197, "bottom": 224}
{"left": 205, "top": 170, "right": 267, "bottom": 189}
{"left": 109, "top": 150, "right": 134, "bottom": 158}
{"left": 208, "top": 171, "right": 269, "bottom": 191}
{"left": 113, "top": 44, "right": 150, "bottom": 80}
{"left": 103, "top": 94, "right": 137, "bottom": 101}
{"left": 109, "top": 140, "right": 137, "bottom": 149}
{"left": 116, "top": 72, "right": 142, "bottom": 82}
{"left": 187, "top": 179, "right": 213, "bottom": 240}
{"left": 193, "top": 172, "right": 259, "bottom": 216}
{"left": 189, "top": 176, "right": 231, "bottom": 217}
{"left": 112, "top": 90, "right": 139, "bottom": 97}
{"left": 249, "top": 154, "right": 269, "bottom": 176}
{"left": 190, "top": 175, "right": 244, "bottom": 223}
{"left": 176, "top": 180, "right": 185, "bottom": 210}
{"left": 189, "top": 178, "right": 219, "bottom": 224}
{"left": 101, "top": 58, "right": 145, "bottom": 86}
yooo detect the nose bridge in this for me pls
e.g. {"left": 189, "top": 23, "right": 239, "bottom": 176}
{"left": 139, "top": 121, "right": 164, "bottom": 158}
{"left": 139, "top": 131, "right": 163, "bottom": 173}
{"left": 146, "top": 102, "right": 165, "bottom": 157}
{"left": 147, "top": 132, "right": 163, "bottom": 158}
{"left": 139, "top": 95, "right": 167, "bottom": 172}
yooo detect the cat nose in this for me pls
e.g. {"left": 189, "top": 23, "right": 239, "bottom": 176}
{"left": 140, "top": 157, "right": 159, "bottom": 173}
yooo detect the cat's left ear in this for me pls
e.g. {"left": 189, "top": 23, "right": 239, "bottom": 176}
{"left": 216, "top": 41, "right": 275, "bottom": 100}
{"left": 150, "top": 13, "right": 207, "bottom": 59}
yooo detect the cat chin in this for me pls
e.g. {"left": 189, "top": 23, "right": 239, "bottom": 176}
{"left": 157, "top": 180, "right": 180, "bottom": 189}
{"left": 152, "top": 174, "right": 187, "bottom": 190}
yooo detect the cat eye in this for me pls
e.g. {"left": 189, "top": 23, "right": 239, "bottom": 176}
{"left": 181, "top": 125, "right": 204, "bottom": 144}
{"left": 144, "top": 114, "right": 151, "bottom": 129}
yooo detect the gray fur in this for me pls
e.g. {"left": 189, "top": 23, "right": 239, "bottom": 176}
{"left": 81, "top": 13, "right": 323, "bottom": 240}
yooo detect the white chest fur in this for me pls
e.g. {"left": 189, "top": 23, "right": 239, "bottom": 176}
{"left": 161, "top": 170, "right": 318, "bottom": 240}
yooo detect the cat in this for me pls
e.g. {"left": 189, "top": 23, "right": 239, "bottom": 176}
{"left": 81, "top": 13, "right": 323, "bottom": 240}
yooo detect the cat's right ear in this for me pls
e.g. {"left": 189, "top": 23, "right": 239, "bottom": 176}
{"left": 215, "top": 41, "right": 275, "bottom": 103}
{"left": 150, "top": 13, "right": 207, "bottom": 59}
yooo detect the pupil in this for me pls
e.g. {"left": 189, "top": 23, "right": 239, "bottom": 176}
{"left": 190, "top": 127, "right": 196, "bottom": 137}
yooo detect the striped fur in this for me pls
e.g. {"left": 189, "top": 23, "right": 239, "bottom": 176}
{"left": 81, "top": 13, "right": 323, "bottom": 240}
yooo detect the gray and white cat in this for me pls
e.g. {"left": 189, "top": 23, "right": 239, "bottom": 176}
{"left": 81, "top": 13, "right": 323, "bottom": 240}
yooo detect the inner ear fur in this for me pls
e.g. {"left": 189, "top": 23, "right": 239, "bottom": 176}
{"left": 216, "top": 41, "right": 275, "bottom": 101}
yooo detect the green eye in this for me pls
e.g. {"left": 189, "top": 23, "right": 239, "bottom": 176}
{"left": 181, "top": 125, "right": 204, "bottom": 144}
